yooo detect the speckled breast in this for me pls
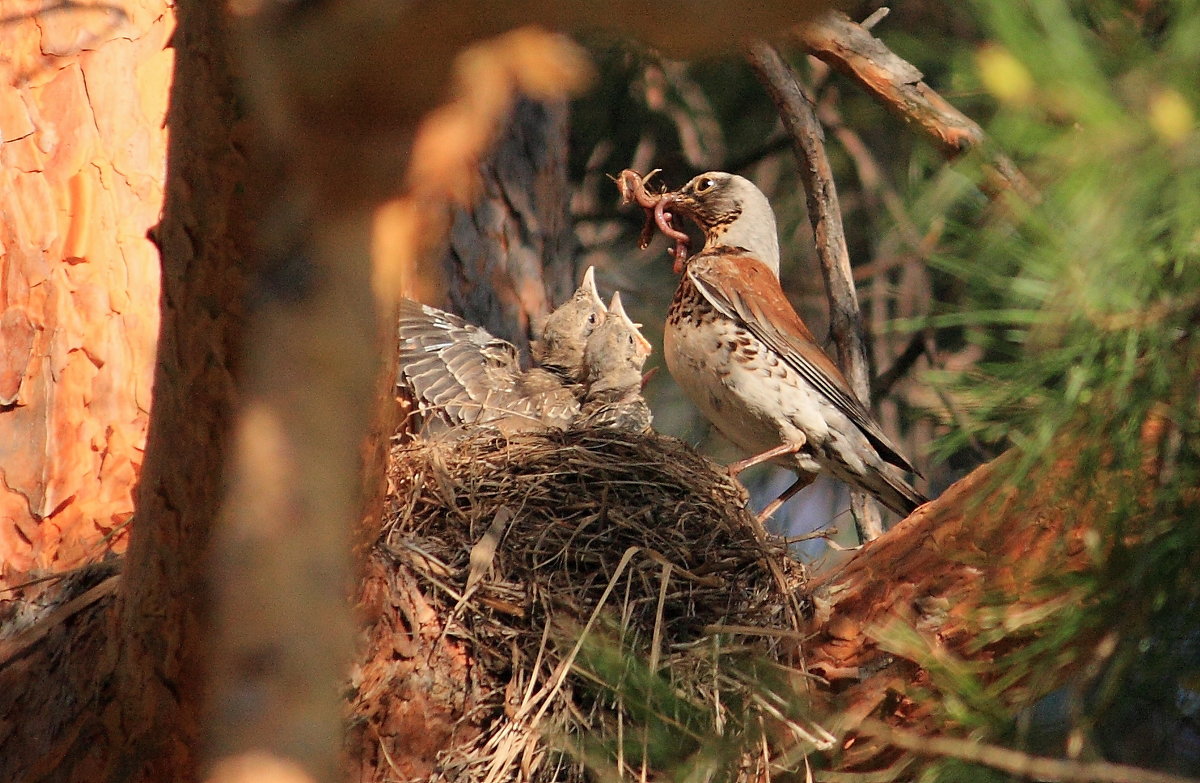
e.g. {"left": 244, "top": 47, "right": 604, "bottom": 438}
{"left": 664, "top": 274, "right": 800, "bottom": 458}
{"left": 667, "top": 274, "right": 795, "bottom": 380}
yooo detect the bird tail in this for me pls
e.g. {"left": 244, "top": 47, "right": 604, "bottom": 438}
{"left": 872, "top": 469, "right": 929, "bottom": 518}
{"left": 828, "top": 459, "right": 929, "bottom": 518}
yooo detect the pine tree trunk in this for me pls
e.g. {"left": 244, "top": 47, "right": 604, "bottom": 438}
{"left": 0, "top": 0, "right": 172, "bottom": 586}
{"left": 440, "top": 97, "right": 579, "bottom": 349}
{"left": 116, "top": 0, "right": 250, "bottom": 778}
{"left": 0, "top": 1, "right": 245, "bottom": 779}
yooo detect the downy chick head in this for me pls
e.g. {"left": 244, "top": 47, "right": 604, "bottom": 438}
{"left": 532, "top": 266, "right": 608, "bottom": 382}
{"left": 584, "top": 291, "right": 652, "bottom": 395}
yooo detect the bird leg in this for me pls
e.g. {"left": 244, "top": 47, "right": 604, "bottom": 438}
{"left": 756, "top": 473, "right": 815, "bottom": 524}
{"left": 726, "top": 441, "right": 803, "bottom": 477}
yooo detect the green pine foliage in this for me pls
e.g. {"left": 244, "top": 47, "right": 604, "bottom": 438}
{"left": 908, "top": 0, "right": 1200, "bottom": 773}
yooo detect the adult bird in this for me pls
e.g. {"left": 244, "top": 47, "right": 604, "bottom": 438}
{"left": 651, "top": 171, "right": 927, "bottom": 518}
{"left": 397, "top": 267, "right": 608, "bottom": 435}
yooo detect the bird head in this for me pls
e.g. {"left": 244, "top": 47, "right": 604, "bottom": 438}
{"left": 584, "top": 291, "right": 652, "bottom": 391}
{"left": 662, "top": 172, "right": 781, "bottom": 276}
{"left": 532, "top": 265, "right": 608, "bottom": 381}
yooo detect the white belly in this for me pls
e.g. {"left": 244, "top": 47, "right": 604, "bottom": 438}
{"left": 664, "top": 312, "right": 829, "bottom": 474}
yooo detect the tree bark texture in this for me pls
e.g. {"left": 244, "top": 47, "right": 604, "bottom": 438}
{"left": 119, "top": 0, "right": 253, "bottom": 775}
{"left": 440, "top": 98, "right": 579, "bottom": 355}
{"left": 803, "top": 453, "right": 1105, "bottom": 771}
{"left": 0, "top": 0, "right": 172, "bottom": 585}
{"left": 0, "top": 0, "right": 248, "bottom": 778}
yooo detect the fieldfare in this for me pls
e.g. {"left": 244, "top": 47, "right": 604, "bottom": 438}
{"left": 397, "top": 267, "right": 608, "bottom": 435}
{"left": 621, "top": 170, "right": 927, "bottom": 518}
{"left": 579, "top": 292, "right": 654, "bottom": 432}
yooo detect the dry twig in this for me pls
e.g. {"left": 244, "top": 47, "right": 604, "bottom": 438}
{"left": 745, "top": 41, "right": 884, "bottom": 542}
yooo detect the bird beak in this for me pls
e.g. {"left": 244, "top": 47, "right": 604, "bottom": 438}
{"left": 580, "top": 266, "right": 607, "bottom": 313}
{"left": 609, "top": 292, "right": 653, "bottom": 355}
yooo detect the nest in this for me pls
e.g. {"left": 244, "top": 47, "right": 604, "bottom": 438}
{"left": 375, "top": 426, "right": 816, "bottom": 782}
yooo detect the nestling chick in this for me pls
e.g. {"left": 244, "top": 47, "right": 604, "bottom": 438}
{"left": 397, "top": 267, "right": 608, "bottom": 435}
{"left": 579, "top": 292, "right": 654, "bottom": 432}
{"left": 532, "top": 266, "right": 609, "bottom": 384}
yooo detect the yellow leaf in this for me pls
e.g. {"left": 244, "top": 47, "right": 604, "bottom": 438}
{"left": 1148, "top": 88, "right": 1194, "bottom": 144}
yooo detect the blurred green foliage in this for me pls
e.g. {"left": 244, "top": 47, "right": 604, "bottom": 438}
{"left": 888, "top": 0, "right": 1200, "bottom": 775}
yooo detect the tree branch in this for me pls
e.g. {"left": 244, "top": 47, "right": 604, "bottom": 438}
{"left": 860, "top": 720, "right": 1200, "bottom": 783}
{"left": 746, "top": 41, "right": 884, "bottom": 541}
{"left": 870, "top": 331, "right": 927, "bottom": 399}
{"left": 799, "top": 11, "right": 1038, "bottom": 203}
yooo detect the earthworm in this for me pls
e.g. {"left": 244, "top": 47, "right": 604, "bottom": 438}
{"left": 615, "top": 169, "right": 690, "bottom": 270}
{"left": 654, "top": 195, "right": 691, "bottom": 274}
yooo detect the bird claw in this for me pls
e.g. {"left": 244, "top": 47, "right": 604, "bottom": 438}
{"left": 615, "top": 168, "right": 690, "bottom": 268}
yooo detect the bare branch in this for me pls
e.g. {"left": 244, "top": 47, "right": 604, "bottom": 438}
{"left": 799, "top": 11, "right": 1038, "bottom": 202}
{"left": 870, "top": 332, "right": 927, "bottom": 399}
{"left": 745, "top": 41, "right": 884, "bottom": 541}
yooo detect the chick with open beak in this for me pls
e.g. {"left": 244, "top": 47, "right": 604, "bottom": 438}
{"left": 532, "top": 265, "right": 610, "bottom": 384}
{"left": 579, "top": 291, "right": 654, "bottom": 432}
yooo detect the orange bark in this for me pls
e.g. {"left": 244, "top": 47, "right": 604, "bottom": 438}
{"left": 803, "top": 453, "right": 1105, "bottom": 770}
{"left": 0, "top": 1, "right": 173, "bottom": 583}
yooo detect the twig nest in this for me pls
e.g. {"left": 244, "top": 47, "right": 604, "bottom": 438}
{"left": 376, "top": 426, "right": 810, "bottom": 782}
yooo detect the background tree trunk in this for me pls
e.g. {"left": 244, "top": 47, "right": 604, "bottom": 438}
{"left": 439, "top": 98, "right": 579, "bottom": 349}
{"left": 0, "top": 1, "right": 247, "bottom": 779}
{"left": 118, "top": 0, "right": 251, "bottom": 777}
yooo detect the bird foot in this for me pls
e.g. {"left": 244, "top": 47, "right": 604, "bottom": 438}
{"left": 754, "top": 474, "right": 814, "bottom": 524}
{"left": 726, "top": 442, "right": 803, "bottom": 478}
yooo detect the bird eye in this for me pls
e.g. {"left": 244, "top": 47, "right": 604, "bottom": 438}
{"left": 627, "top": 335, "right": 635, "bottom": 345}
{"left": 587, "top": 312, "right": 599, "bottom": 326}
{"left": 694, "top": 177, "right": 716, "bottom": 194}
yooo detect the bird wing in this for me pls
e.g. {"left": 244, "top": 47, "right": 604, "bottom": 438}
{"left": 398, "top": 299, "right": 539, "bottom": 428}
{"left": 686, "top": 253, "right": 918, "bottom": 475}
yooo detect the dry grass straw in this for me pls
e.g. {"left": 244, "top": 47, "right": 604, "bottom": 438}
{"left": 381, "top": 426, "right": 821, "bottom": 782}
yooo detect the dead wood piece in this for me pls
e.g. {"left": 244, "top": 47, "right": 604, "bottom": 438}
{"left": 0, "top": 577, "right": 123, "bottom": 782}
{"left": 799, "top": 11, "right": 1038, "bottom": 202}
